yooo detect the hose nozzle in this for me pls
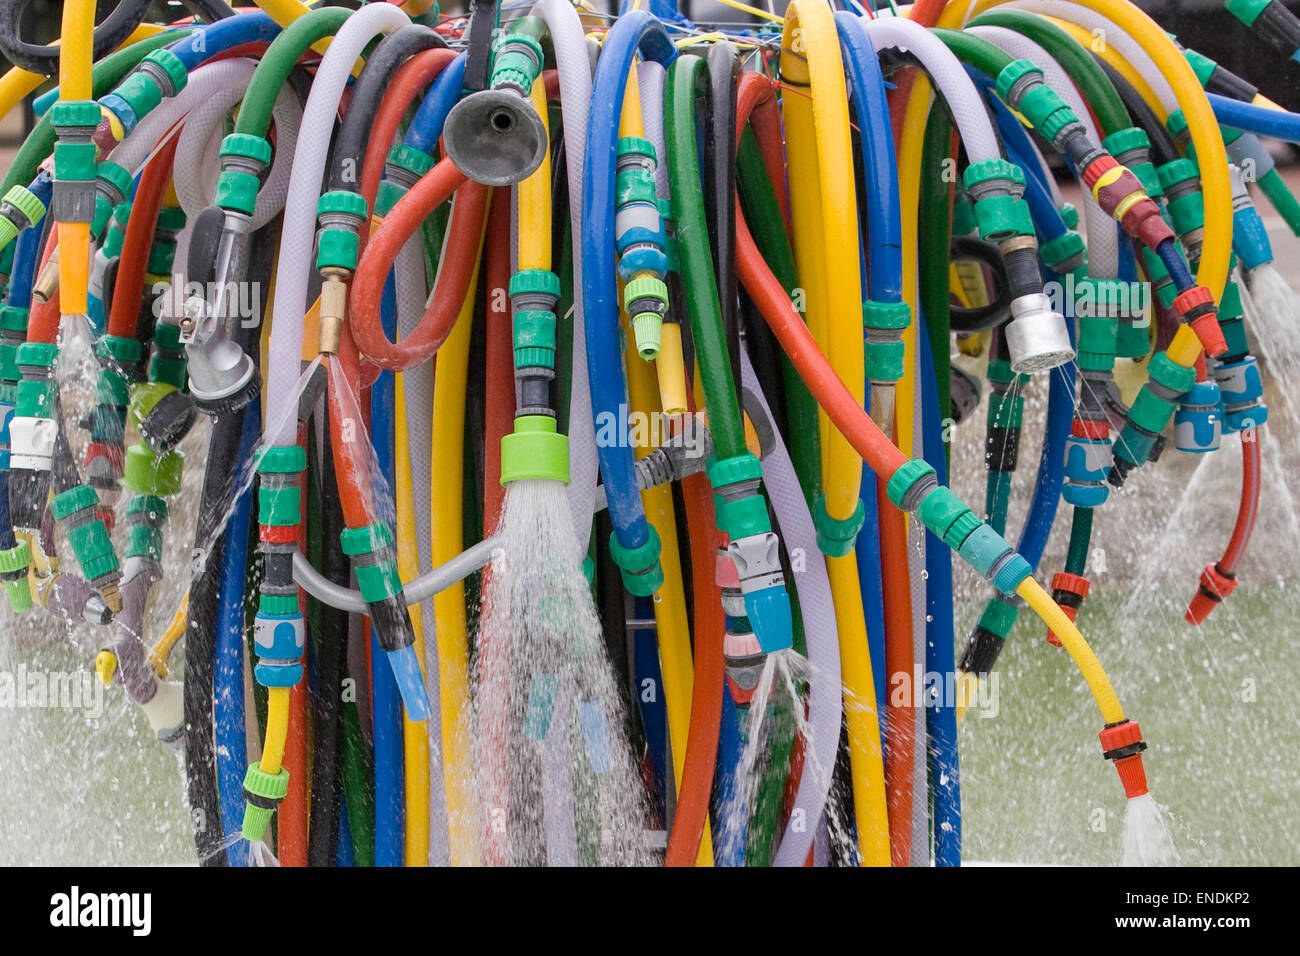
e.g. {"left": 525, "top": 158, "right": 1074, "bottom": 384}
{"left": 1100, "top": 719, "right": 1149, "bottom": 799}
{"left": 444, "top": 88, "right": 548, "bottom": 187}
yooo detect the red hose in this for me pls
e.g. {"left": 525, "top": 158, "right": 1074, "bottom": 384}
{"left": 26, "top": 230, "right": 59, "bottom": 344}
{"left": 349, "top": 158, "right": 488, "bottom": 371}
{"left": 108, "top": 129, "right": 180, "bottom": 339}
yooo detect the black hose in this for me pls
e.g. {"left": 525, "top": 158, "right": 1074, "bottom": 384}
{"left": 1094, "top": 56, "right": 1178, "bottom": 166}
{"left": 328, "top": 24, "right": 445, "bottom": 193}
{"left": 0, "top": 0, "right": 155, "bottom": 77}
{"left": 179, "top": 0, "right": 237, "bottom": 22}
{"left": 703, "top": 41, "right": 741, "bottom": 380}
{"left": 307, "top": 422, "right": 347, "bottom": 867}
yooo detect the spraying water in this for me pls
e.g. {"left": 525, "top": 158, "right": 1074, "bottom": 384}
{"left": 473, "top": 478, "right": 651, "bottom": 866}
{"left": 1121, "top": 793, "right": 1178, "bottom": 866}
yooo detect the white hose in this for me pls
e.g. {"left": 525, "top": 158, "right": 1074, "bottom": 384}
{"left": 111, "top": 58, "right": 257, "bottom": 173}
{"left": 172, "top": 75, "right": 300, "bottom": 229}
{"left": 530, "top": 0, "right": 597, "bottom": 556}
{"left": 637, "top": 61, "right": 669, "bottom": 200}
{"left": 1007, "top": 0, "right": 1178, "bottom": 115}
{"left": 969, "top": 24, "right": 1119, "bottom": 278}
{"left": 264, "top": 1, "right": 412, "bottom": 447}
{"left": 866, "top": 14, "right": 1001, "bottom": 162}
{"left": 737, "top": 350, "right": 844, "bottom": 868}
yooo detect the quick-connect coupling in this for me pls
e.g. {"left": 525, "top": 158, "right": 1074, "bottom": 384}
{"left": 615, "top": 138, "right": 670, "bottom": 360}
{"left": 609, "top": 524, "right": 664, "bottom": 598}
{"left": 1225, "top": 0, "right": 1300, "bottom": 62}
{"left": 509, "top": 269, "right": 560, "bottom": 410}
{"left": 887, "top": 459, "right": 1031, "bottom": 596}
{"left": 1171, "top": 284, "right": 1227, "bottom": 359}
{"left": 1173, "top": 381, "right": 1222, "bottom": 454}
{"left": 633, "top": 414, "right": 712, "bottom": 490}
{"left": 0, "top": 184, "right": 47, "bottom": 251}
{"left": 340, "top": 522, "right": 432, "bottom": 722}
{"left": 1046, "top": 572, "right": 1090, "bottom": 647}
{"left": 241, "top": 760, "right": 290, "bottom": 844}
{"left": 215, "top": 133, "right": 271, "bottom": 217}
{"left": 1102, "top": 127, "right": 1163, "bottom": 201}
{"left": 1213, "top": 354, "right": 1268, "bottom": 433}
{"left": 1063, "top": 419, "right": 1112, "bottom": 508}
{"left": 1038, "top": 229, "right": 1087, "bottom": 279}
{"left": 1099, "top": 719, "right": 1149, "bottom": 800}
{"left": 1228, "top": 164, "right": 1274, "bottom": 272}
{"left": 376, "top": 145, "right": 434, "bottom": 217}
{"left": 100, "top": 48, "right": 187, "bottom": 137}
{"left": 0, "top": 538, "right": 32, "bottom": 613}
{"left": 1082, "top": 153, "right": 1175, "bottom": 253}
{"left": 8, "top": 342, "right": 59, "bottom": 529}
{"left": 1110, "top": 351, "right": 1197, "bottom": 485}
{"left": 50, "top": 484, "right": 123, "bottom": 613}
{"left": 315, "top": 189, "right": 367, "bottom": 355}
{"left": 724, "top": 625, "right": 765, "bottom": 706}
{"left": 1157, "top": 158, "right": 1206, "bottom": 267}
{"left": 862, "top": 299, "right": 910, "bottom": 384}
{"left": 90, "top": 161, "right": 132, "bottom": 241}
{"left": 709, "top": 453, "right": 793, "bottom": 654}
{"left": 123, "top": 494, "right": 167, "bottom": 566}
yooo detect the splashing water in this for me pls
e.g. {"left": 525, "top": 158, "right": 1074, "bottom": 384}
{"left": 1121, "top": 793, "right": 1178, "bottom": 866}
{"left": 473, "top": 478, "right": 651, "bottom": 866}
{"left": 246, "top": 840, "right": 281, "bottom": 867}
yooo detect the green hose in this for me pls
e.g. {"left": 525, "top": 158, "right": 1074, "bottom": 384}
{"left": 664, "top": 54, "right": 746, "bottom": 462}
{"left": 918, "top": 99, "right": 955, "bottom": 458}
{"left": 1065, "top": 505, "right": 1093, "bottom": 577}
{"left": 968, "top": 9, "right": 1131, "bottom": 136}
{"left": 234, "top": 7, "right": 350, "bottom": 138}
{"left": 932, "top": 28, "right": 1016, "bottom": 85}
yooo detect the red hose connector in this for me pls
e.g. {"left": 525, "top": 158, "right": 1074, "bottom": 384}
{"left": 1046, "top": 572, "right": 1089, "bottom": 647}
{"left": 1100, "top": 719, "right": 1149, "bottom": 799}
{"left": 1172, "top": 285, "right": 1227, "bottom": 358}
{"left": 1185, "top": 562, "right": 1238, "bottom": 625}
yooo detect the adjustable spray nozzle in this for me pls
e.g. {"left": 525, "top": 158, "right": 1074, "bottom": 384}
{"left": 444, "top": 30, "right": 548, "bottom": 187}
{"left": 1185, "top": 562, "right": 1238, "bottom": 626}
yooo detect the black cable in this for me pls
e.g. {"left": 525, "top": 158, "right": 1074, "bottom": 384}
{"left": 328, "top": 24, "right": 445, "bottom": 193}
{"left": 703, "top": 41, "right": 742, "bottom": 381}
{"left": 0, "top": 0, "right": 155, "bottom": 77}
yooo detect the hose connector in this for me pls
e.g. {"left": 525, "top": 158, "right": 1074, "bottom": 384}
{"left": 1173, "top": 381, "right": 1222, "bottom": 454}
{"left": 710, "top": 453, "right": 792, "bottom": 654}
{"left": 241, "top": 761, "right": 290, "bottom": 844}
{"left": 0, "top": 184, "right": 47, "bottom": 252}
{"left": 615, "top": 138, "right": 670, "bottom": 361}
{"left": 100, "top": 47, "right": 187, "bottom": 137}
{"left": 1213, "top": 354, "right": 1268, "bottom": 433}
{"left": 50, "top": 484, "right": 122, "bottom": 614}
{"left": 608, "top": 524, "right": 665, "bottom": 598}
{"left": 0, "top": 538, "right": 32, "bottom": 612}
{"left": 340, "top": 522, "right": 432, "bottom": 721}
{"left": 1110, "top": 351, "right": 1197, "bottom": 485}
{"left": 862, "top": 299, "right": 910, "bottom": 384}
{"left": 1099, "top": 719, "right": 1149, "bottom": 799}
{"left": 1046, "top": 572, "right": 1090, "bottom": 647}
{"left": 9, "top": 342, "right": 59, "bottom": 529}
{"left": 1185, "top": 561, "right": 1238, "bottom": 625}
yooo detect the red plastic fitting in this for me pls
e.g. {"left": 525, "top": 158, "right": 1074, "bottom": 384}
{"left": 1173, "top": 286, "right": 1227, "bottom": 357}
{"left": 1185, "top": 562, "right": 1238, "bottom": 625}
{"left": 1081, "top": 154, "right": 1117, "bottom": 190}
{"left": 1099, "top": 719, "right": 1149, "bottom": 799}
{"left": 1046, "top": 572, "right": 1090, "bottom": 647}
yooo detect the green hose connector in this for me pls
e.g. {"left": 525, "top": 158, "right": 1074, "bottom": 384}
{"left": 340, "top": 523, "right": 403, "bottom": 604}
{"left": 500, "top": 415, "right": 570, "bottom": 485}
{"left": 91, "top": 161, "right": 133, "bottom": 239}
{"left": 50, "top": 484, "right": 121, "bottom": 586}
{"left": 510, "top": 269, "right": 561, "bottom": 370}
{"left": 812, "top": 495, "right": 865, "bottom": 557}
{"left": 102, "top": 202, "right": 130, "bottom": 259}
{"left": 608, "top": 525, "right": 664, "bottom": 597}
{"left": 0, "top": 185, "right": 47, "bottom": 249}
{"left": 862, "top": 299, "right": 910, "bottom": 383}
{"left": 1039, "top": 230, "right": 1087, "bottom": 277}
{"left": 241, "top": 761, "right": 290, "bottom": 843}
{"left": 964, "top": 159, "right": 1034, "bottom": 241}
{"left": 0, "top": 538, "right": 32, "bottom": 612}
{"left": 147, "top": 321, "right": 188, "bottom": 390}
{"left": 123, "top": 495, "right": 167, "bottom": 562}
{"left": 257, "top": 445, "right": 306, "bottom": 528}
{"left": 1218, "top": 278, "right": 1251, "bottom": 358}
{"left": 624, "top": 274, "right": 668, "bottom": 360}
{"left": 376, "top": 144, "right": 434, "bottom": 217}
{"left": 978, "top": 596, "right": 1020, "bottom": 640}
{"left": 123, "top": 443, "right": 183, "bottom": 497}
{"left": 1157, "top": 158, "right": 1205, "bottom": 263}
{"left": 215, "top": 133, "right": 272, "bottom": 216}
{"left": 316, "top": 190, "right": 368, "bottom": 272}
{"left": 490, "top": 31, "right": 544, "bottom": 95}
{"left": 1103, "top": 127, "right": 1162, "bottom": 199}
{"left": 995, "top": 60, "right": 1078, "bottom": 143}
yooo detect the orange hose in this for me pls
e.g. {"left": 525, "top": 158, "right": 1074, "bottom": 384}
{"left": 108, "top": 130, "right": 180, "bottom": 339}
{"left": 349, "top": 159, "right": 488, "bottom": 370}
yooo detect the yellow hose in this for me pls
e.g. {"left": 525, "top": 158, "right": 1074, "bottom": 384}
{"left": 59, "top": 0, "right": 95, "bottom": 100}
{"left": 783, "top": 0, "right": 890, "bottom": 867}
{"left": 395, "top": 376, "right": 430, "bottom": 867}
{"left": 1016, "top": 577, "right": 1125, "bottom": 724}
{"left": 518, "top": 78, "right": 552, "bottom": 271}
{"left": 940, "top": 0, "right": 1231, "bottom": 306}
{"left": 259, "top": 686, "right": 291, "bottom": 776}
{"left": 430, "top": 225, "right": 486, "bottom": 867}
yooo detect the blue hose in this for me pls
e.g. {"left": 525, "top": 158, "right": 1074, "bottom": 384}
{"left": 630, "top": 598, "right": 669, "bottom": 820}
{"left": 917, "top": 316, "right": 961, "bottom": 866}
{"left": 370, "top": 275, "right": 403, "bottom": 866}
{"left": 215, "top": 395, "right": 260, "bottom": 867}
{"left": 836, "top": 11, "right": 903, "bottom": 303}
{"left": 1208, "top": 92, "right": 1300, "bottom": 144}
{"left": 167, "top": 10, "right": 283, "bottom": 71}
{"left": 580, "top": 10, "right": 675, "bottom": 552}
{"left": 404, "top": 53, "right": 468, "bottom": 155}
{"left": 713, "top": 679, "right": 746, "bottom": 866}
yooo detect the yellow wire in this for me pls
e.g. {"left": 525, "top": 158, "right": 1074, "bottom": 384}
{"left": 712, "top": 0, "right": 784, "bottom": 24}
{"left": 1016, "top": 578, "right": 1125, "bottom": 724}
{"left": 941, "top": 0, "right": 1231, "bottom": 309}
{"left": 430, "top": 220, "right": 486, "bottom": 867}
{"left": 618, "top": 64, "right": 714, "bottom": 867}
{"left": 783, "top": 0, "right": 890, "bottom": 868}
